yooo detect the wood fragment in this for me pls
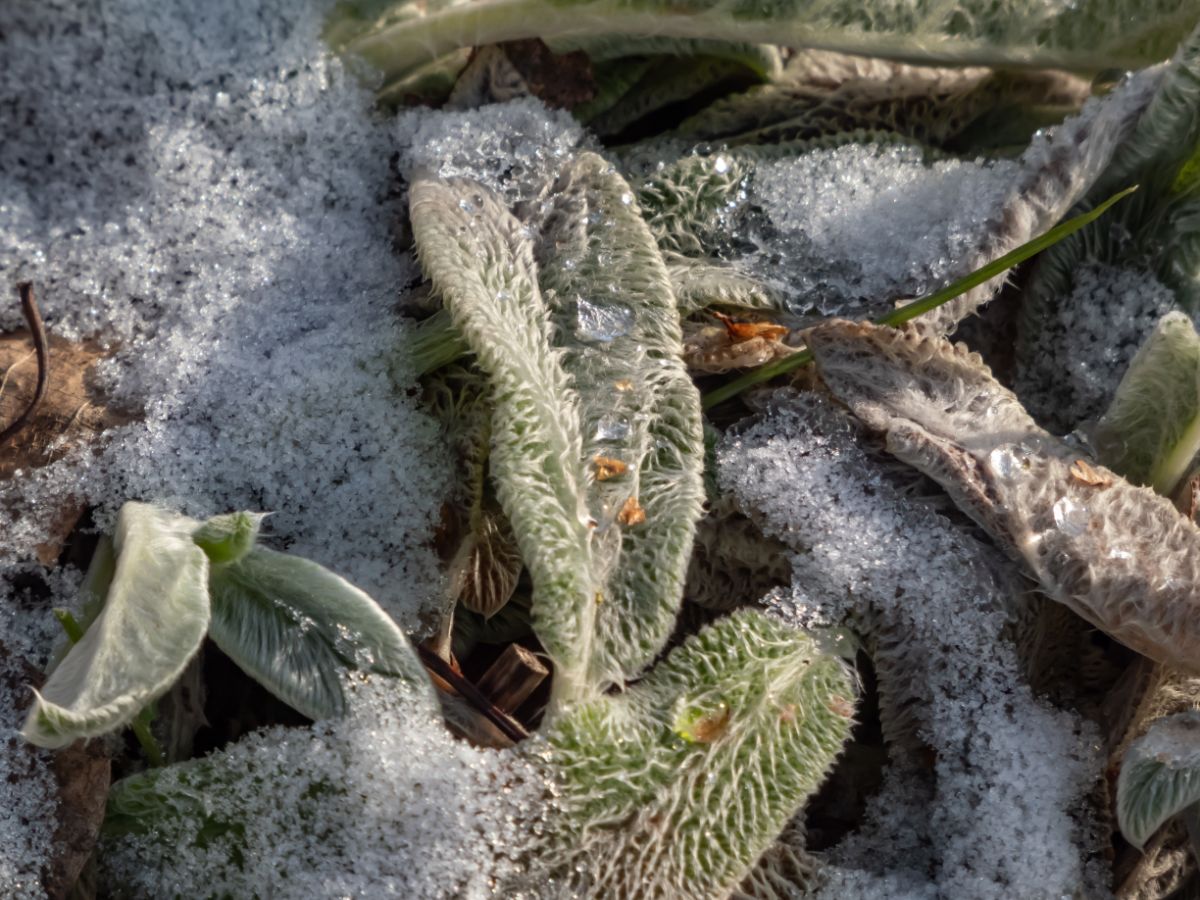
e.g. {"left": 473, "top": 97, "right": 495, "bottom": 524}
{"left": 474, "top": 643, "right": 549, "bottom": 714}
{"left": 417, "top": 643, "right": 529, "bottom": 743}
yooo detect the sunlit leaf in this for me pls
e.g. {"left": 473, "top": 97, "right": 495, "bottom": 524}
{"left": 22, "top": 503, "right": 210, "bottom": 749}
{"left": 207, "top": 547, "right": 426, "bottom": 720}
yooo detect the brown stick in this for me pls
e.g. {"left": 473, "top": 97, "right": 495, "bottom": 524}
{"left": 475, "top": 644, "right": 548, "bottom": 714}
{"left": 416, "top": 644, "right": 529, "bottom": 743}
{"left": 0, "top": 283, "right": 49, "bottom": 445}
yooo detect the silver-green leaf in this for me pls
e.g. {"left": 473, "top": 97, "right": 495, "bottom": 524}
{"left": 1118, "top": 710, "right": 1200, "bottom": 848}
{"left": 1095, "top": 311, "right": 1200, "bottom": 493}
{"left": 207, "top": 547, "right": 427, "bottom": 720}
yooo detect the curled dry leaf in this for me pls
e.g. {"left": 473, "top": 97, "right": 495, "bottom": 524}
{"left": 806, "top": 319, "right": 1200, "bottom": 674}
{"left": 618, "top": 495, "right": 646, "bottom": 526}
{"left": 682, "top": 318, "right": 798, "bottom": 374}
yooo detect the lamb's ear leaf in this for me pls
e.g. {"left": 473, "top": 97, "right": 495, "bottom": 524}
{"left": 207, "top": 547, "right": 428, "bottom": 720}
{"left": 408, "top": 174, "right": 598, "bottom": 700}
{"left": 1117, "top": 711, "right": 1200, "bottom": 849}
{"left": 1021, "top": 25, "right": 1200, "bottom": 328}
{"left": 1094, "top": 312, "right": 1200, "bottom": 493}
{"left": 191, "top": 511, "right": 267, "bottom": 566}
{"left": 21, "top": 502, "right": 210, "bottom": 749}
{"left": 532, "top": 152, "right": 705, "bottom": 691}
{"left": 537, "top": 609, "right": 855, "bottom": 897}
{"left": 331, "top": 0, "right": 1200, "bottom": 88}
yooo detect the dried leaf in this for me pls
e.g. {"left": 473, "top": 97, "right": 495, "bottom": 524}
{"left": 806, "top": 319, "right": 1200, "bottom": 673}
{"left": 712, "top": 310, "right": 789, "bottom": 344}
{"left": 683, "top": 320, "right": 798, "bottom": 374}
{"left": 1070, "top": 458, "right": 1114, "bottom": 487}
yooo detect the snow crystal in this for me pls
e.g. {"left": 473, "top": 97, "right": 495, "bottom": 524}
{"left": 746, "top": 144, "right": 1019, "bottom": 317}
{"left": 720, "top": 393, "right": 1105, "bottom": 900}
{"left": 0, "top": 0, "right": 450, "bottom": 627}
{"left": 396, "top": 98, "right": 587, "bottom": 207}
{"left": 100, "top": 681, "right": 544, "bottom": 898}
{"left": 1016, "top": 263, "right": 1177, "bottom": 432}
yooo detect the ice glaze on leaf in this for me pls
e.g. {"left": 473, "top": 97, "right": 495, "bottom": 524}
{"left": 207, "top": 547, "right": 426, "bottom": 720}
{"left": 530, "top": 152, "right": 705, "bottom": 692}
{"left": 806, "top": 320, "right": 1200, "bottom": 673}
{"left": 1095, "top": 312, "right": 1200, "bottom": 493}
{"left": 333, "top": 0, "right": 1200, "bottom": 89}
{"left": 1117, "top": 710, "right": 1200, "bottom": 848}
{"left": 529, "top": 609, "right": 854, "bottom": 899}
{"left": 22, "top": 502, "right": 210, "bottom": 749}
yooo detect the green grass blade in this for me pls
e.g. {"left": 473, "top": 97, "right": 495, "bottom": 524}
{"left": 701, "top": 184, "right": 1138, "bottom": 410}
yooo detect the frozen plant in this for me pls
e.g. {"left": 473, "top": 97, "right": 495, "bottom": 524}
{"left": 23, "top": 503, "right": 425, "bottom": 750}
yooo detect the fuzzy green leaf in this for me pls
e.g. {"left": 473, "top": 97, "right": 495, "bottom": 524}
{"left": 1095, "top": 312, "right": 1200, "bottom": 493}
{"left": 191, "top": 510, "right": 267, "bottom": 566}
{"left": 531, "top": 608, "right": 855, "bottom": 898}
{"left": 207, "top": 547, "right": 426, "bottom": 720}
{"left": 1117, "top": 711, "right": 1200, "bottom": 848}
{"left": 333, "top": 0, "right": 1200, "bottom": 88}
{"left": 408, "top": 175, "right": 600, "bottom": 698}
{"left": 22, "top": 502, "right": 210, "bottom": 749}
{"left": 531, "top": 152, "right": 705, "bottom": 694}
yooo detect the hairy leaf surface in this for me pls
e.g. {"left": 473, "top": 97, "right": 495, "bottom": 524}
{"left": 1117, "top": 710, "right": 1200, "bottom": 848}
{"left": 529, "top": 608, "right": 854, "bottom": 899}
{"left": 807, "top": 320, "right": 1200, "bottom": 673}
{"left": 207, "top": 547, "right": 425, "bottom": 720}
{"left": 332, "top": 0, "right": 1200, "bottom": 88}
{"left": 530, "top": 152, "right": 705, "bottom": 692}
{"left": 1095, "top": 312, "right": 1200, "bottom": 493}
{"left": 22, "top": 503, "right": 210, "bottom": 749}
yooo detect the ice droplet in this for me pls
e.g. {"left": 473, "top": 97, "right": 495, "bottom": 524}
{"left": 1052, "top": 496, "right": 1089, "bottom": 537}
{"left": 593, "top": 415, "right": 631, "bottom": 442}
{"left": 575, "top": 298, "right": 633, "bottom": 342}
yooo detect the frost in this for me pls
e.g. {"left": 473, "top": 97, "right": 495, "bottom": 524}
{"left": 396, "top": 98, "right": 587, "bottom": 207}
{"left": 1016, "top": 263, "right": 1178, "bottom": 431}
{"left": 0, "top": 0, "right": 450, "bottom": 629}
{"left": 101, "top": 682, "right": 543, "bottom": 899}
{"left": 719, "top": 394, "right": 1104, "bottom": 900}
{"left": 747, "top": 144, "right": 1018, "bottom": 316}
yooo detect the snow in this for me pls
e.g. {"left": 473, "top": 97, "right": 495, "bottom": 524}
{"left": 719, "top": 392, "right": 1107, "bottom": 900}
{"left": 0, "top": 566, "right": 83, "bottom": 900}
{"left": 0, "top": 0, "right": 450, "bottom": 630}
{"left": 99, "top": 680, "right": 545, "bottom": 898}
{"left": 747, "top": 144, "right": 1019, "bottom": 317}
{"left": 1017, "top": 263, "right": 1178, "bottom": 432}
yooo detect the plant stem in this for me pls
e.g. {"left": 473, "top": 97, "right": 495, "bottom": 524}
{"left": 701, "top": 185, "right": 1139, "bottom": 410}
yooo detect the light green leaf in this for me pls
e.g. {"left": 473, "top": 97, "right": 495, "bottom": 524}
{"left": 22, "top": 502, "right": 210, "bottom": 749}
{"left": 409, "top": 173, "right": 598, "bottom": 700}
{"left": 1095, "top": 312, "right": 1200, "bottom": 493}
{"left": 191, "top": 510, "right": 267, "bottom": 566}
{"left": 207, "top": 547, "right": 427, "bottom": 720}
{"left": 334, "top": 0, "right": 1199, "bottom": 89}
{"left": 531, "top": 609, "right": 854, "bottom": 898}
{"left": 1118, "top": 711, "right": 1200, "bottom": 848}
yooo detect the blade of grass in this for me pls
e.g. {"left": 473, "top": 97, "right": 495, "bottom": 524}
{"left": 701, "top": 184, "right": 1139, "bottom": 410}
